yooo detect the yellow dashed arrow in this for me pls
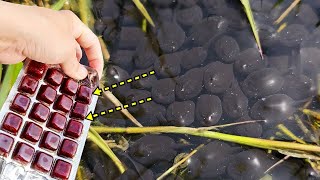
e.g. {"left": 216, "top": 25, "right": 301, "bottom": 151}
{"left": 93, "top": 88, "right": 102, "bottom": 96}
{"left": 92, "top": 70, "right": 156, "bottom": 96}
{"left": 86, "top": 97, "right": 153, "bottom": 121}
{"left": 86, "top": 112, "right": 94, "bottom": 121}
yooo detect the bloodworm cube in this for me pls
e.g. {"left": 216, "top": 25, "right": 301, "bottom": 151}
{"left": 0, "top": 59, "right": 99, "bottom": 179}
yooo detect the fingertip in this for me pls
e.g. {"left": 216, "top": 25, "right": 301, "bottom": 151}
{"left": 61, "top": 60, "right": 88, "bottom": 80}
{"left": 77, "top": 64, "right": 88, "bottom": 80}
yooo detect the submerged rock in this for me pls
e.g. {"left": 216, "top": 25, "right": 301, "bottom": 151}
{"left": 297, "top": 4, "right": 318, "bottom": 26}
{"left": 267, "top": 55, "right": 290, "bottom": 74}
{"left": 180, "top": 47, "right": 207, "bottom": 70}
{"left": 149, "top": 0, "right": 176, "bottom": 7}
{"left": 175, "top": 68, "right": 203, "bottom": 100}
{"left": 204, "top": 62, "right": 234, "bottom": 94}
{"left": 234, "top": 48, "right": 266, "bottom": 77}
{"left": 165, "top": 101, "right": 195, "bottom": 126}
{"left": 125, "top": 89, "right": 151, "bottom": 114}
{"left": 118, "top": 27, "right": 145, "bottom": 50}
{"left": 110, "top": 50, "right": 135, "bottom": 71}
{"left": 187, "top": 16, "right": 228, "bottom": 46}
{"left": 281, "top": 74, "right": 315, "bottom": 100}
{"left": 250, "top": 94, "right": 296, "bottom": 123}
{"left": 195, "top": 94, "right": 222, "bottom": 126}
{"left": 154, "top": 51, "right": 183, "bottom": 77}
{"left": 155, "top": 8, "right": 174, "bottom": 21}
{"left": 177, "top": 0, "right": 198, "bottom": 7}
{"left": 151, "top": 78, "right": 176, "bottom": 105}
{"left": 157, "top": 21, "right": 186, "bottom": 53}
{"left": 129, "top": 135, "right": 177, "bottom": 167}
{"left": 233, "top": 115, "right": 263, "bottom": 138}
{"left": 176, "top": 5, "right": 203, "bottom": 27}
{"left": 279, "top": 24, "right": 308, "bottom": 47}
{"left": 211, "top": 35, "right": 240, "bottom": 63}
{"left": 227, "top": 149, "right": 277, "bottom": 180}
{"left": 131, "top": 67, "right": 157, "bottom": 90}
{"left": 241, "top": 68, "right": 284, "bottom": 98}
{"left": 222, "top": 82, "right": 248, "bottom": 119}
{"left": 105, "top": 65, "right": 131, "bottom": 101}
{"left": 200, "top": 0, "right": 227, "bottom": 13}
{"left": 135, "top": 102, "right": 166, "bottom": 126}
{"left": 187, "top": 141, "right": 240, "bottom": 178}
{"left": 134, "top": 39, "right": 159, "bottom": 69}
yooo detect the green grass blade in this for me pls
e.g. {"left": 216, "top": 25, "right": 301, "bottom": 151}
{"left": 0, "top": 64, "right": 3, "bottom": 83}
{"left": 0, "top": 63, "right": 23, "bottom": 108}
{"left": 132, "top": 0, "right": 155, "bottom": 27}
{"left": 240, "top": 0, "right": 263, "bottom": 57}
{"left": 88, "top": 127, "right": 126, "bottom": 173}
{"left": 51, "top": 0, "right": 67, "bottom": 10}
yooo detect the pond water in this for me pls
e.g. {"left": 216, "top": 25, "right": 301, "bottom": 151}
{"left": 81, "top": 0, "right": 320, "bottom": 179}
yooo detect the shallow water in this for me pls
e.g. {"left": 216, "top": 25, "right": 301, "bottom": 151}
{"left": 81, "top": 0, "right": 320, "bottom": 179}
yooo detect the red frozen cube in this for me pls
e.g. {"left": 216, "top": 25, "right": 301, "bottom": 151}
{"left": 47, "top": 112, "right": 67, "bottom": 131}
{"left": 10, "top": 93, "right": 31, "bottom": 114}
{"left": 21, "top": 122, "right": 43, "bottom": 143}
{"left": 60, "top": 78, "right": 78, "bottom": 96}
{"left": 70, "top": 102, "right": 88, "bottom": 120}
{"left": 45, "top": 68, "right": 64, "bottom": 86}
{"left": 32, "top": 152, "right": 53, "bottom": 173}
{"left": 13, "top": 142, "right": 35, "bottom": 164}
{"left": 51, "top": 160, "right": 72, "bottom": 179}
{"left": 76, "top": 85, "right": 92, "bottom": 104}
{"left": 2, "top": 112, "right": 23, "bottom": 135}
{"left": 37, "top": 85, "right": 57, "bottom": 104}
{"left": 18, "top": 75, "right": 39, "bottom": 94}
{"left": 0, "top": 133, "right": 14, "bottom": 157}
{"left": 53, "top": 95, "right": 73, "bottom": 113}
{"left": 29, "top": 103, "right": 50, "bottom": 122}
{"left": 64, "top": 119, "right": 83, "bottom": 139}
{"left": 40, "top": 131, "right": 60, "bottom": 151}
{"left": 58, "top": 139, "right": 78, "bottom": 158}
{"left": 26, "top": 60, "right": 47, "bottom": 79}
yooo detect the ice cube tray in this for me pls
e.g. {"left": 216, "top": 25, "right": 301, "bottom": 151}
{"left": 0, "top": 59, "right": 99, "bottom": 180}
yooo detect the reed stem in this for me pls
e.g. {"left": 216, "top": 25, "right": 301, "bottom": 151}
{"left": 92, "top": 126, "right": 320, "bottom": 153}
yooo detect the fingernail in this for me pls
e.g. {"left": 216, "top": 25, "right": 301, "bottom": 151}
{"left": 77, "top": 65, "right": 88, "bottom": 80}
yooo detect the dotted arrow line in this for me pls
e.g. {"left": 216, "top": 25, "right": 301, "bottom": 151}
{"left": 93, "top": 70, "right": 155, "bottom": 96}
{"left": 86, "top": 97, "right": 153, "bottom": 121}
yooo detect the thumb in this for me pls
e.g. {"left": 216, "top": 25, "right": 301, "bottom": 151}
{"left": 60, "top": 56, "right": 88, "bottom": 80}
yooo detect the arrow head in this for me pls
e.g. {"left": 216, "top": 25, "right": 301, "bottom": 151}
{"left": 86, "top": 112, "right": 94, "bottom": 121}
{"left": 93, "top": 87, "right": 102, "bottom": 96}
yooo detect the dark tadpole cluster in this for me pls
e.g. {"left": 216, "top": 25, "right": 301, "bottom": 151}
{"left": 91, "top": 0, "right": 320, "bottom": 179}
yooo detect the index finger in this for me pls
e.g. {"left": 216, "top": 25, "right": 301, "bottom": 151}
{"left": 70, "top": 13, "right": 104, "bottom": 79}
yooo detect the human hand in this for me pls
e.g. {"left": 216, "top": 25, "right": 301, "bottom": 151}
{"left": 0, "top": 1, "right": 103, "bottom": 80}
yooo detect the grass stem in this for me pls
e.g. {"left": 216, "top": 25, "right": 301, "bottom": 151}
{"left": 92, "top": 126, "right": 320, "bottom": 154}
{"left": 277, "top": 124, "right": 306, "bottom": 144}
{"left": 274, "top": 0, "right": 300, "bottom": 24}
{"left": 157, "top": 144, "right": 204, "bottom": 180}
{"left": 132, "top": 0, "right": 155, "bottom": 27}
{"left": 198, "top": 120, "right": 265, "bottom": 131}
{"left": 101, "top": 87, "right": 143, "bottom": 127}
{"left": 51, "top": 0, "right": 67, "bottom": 10}
{"left": 88, "top": 127, "right": 126, "bottom": 173}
